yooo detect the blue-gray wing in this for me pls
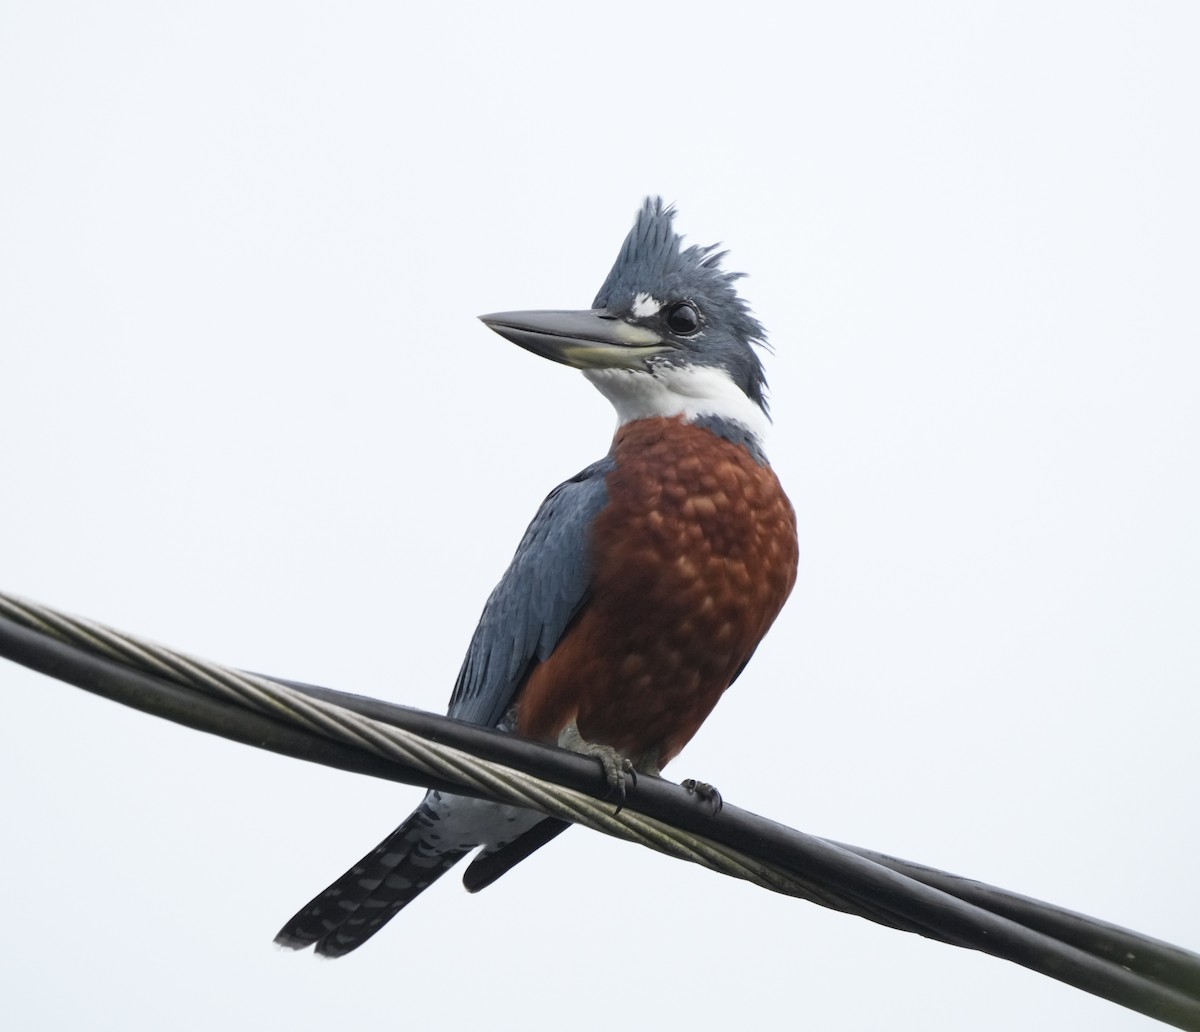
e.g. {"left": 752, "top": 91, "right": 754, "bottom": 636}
{"left": 446, "top": 455, "right": 615, "bottom": 729}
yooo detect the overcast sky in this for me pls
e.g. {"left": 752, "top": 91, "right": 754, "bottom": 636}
{"left": 2, "top": 4, "right": 1197, "bottom": 1030}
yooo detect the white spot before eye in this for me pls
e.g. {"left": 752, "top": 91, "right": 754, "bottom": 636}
{"left": 631, "top": 292, "right": 664, "bottom": 319}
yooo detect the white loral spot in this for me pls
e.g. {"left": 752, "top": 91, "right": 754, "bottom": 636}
{"left": 631, "top": 292, "right": 664, "bottom": 319}
{"left": 583, "top": 364, "right": 770, "bottom": 444}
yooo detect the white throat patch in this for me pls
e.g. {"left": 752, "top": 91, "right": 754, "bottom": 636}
{"left": 583, "top": 364, "right": 770, "bottom": 444}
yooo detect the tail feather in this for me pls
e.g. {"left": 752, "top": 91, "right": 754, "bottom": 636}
{"left": 275, "top": 796, "right": 469, "bottom": 957}
{"left": 462, "top": 818, "right": 571, "bottom": 893}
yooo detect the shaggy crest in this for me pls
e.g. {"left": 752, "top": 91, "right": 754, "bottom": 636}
{"left": 593, "top": 197, "right": 770, "bottom": 415}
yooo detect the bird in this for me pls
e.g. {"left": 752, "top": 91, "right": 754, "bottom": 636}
{"left": 275, "top": 197, "right": 798, "bottom": 957}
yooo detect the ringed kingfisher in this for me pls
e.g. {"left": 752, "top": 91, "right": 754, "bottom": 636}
{"left": 276, "top": 198, "right": 798, "bottom": 956}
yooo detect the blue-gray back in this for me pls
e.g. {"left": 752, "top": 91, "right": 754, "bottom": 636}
{"left": 446, "top": 455, "right": 615, "bottom": 728}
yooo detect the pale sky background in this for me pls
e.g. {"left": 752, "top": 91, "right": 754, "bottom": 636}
{"left": 2, "top": 3, "right": 1197, "bottom": 1030}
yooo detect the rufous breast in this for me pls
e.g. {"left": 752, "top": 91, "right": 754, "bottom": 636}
{"left": 515, "top": 416, "right": 798, "bottom": 770}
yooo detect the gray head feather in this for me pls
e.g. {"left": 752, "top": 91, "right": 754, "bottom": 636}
{"left": 592, "top": 197, "right": 770, "bottom": 414}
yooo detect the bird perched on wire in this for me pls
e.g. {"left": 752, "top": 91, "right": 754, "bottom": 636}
{"left": 275, "top": 197, "right": 798, "bottom": 957}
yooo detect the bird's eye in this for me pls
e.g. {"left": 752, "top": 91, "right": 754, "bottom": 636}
{"left": 665, "top": 301, "right": 701, "bottom": 335}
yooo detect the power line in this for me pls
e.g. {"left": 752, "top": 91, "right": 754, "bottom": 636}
{"left": 2, "top": 589, "right": 1198, "bottom": 1029}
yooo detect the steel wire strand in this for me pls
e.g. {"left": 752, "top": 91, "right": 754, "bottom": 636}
{"left": 0, "top": 592, "right": 1091, "bottom": 933}
{"left": 8, "top": 600, "right": 402, "bottom": 752}
{"left": 0, "top": 590, "right": 1174, "bottom": 921}
{"left": 4, "top": 588, "right": 1200, "bottom": 1029}
{"left": 0, "top": 594, "right": 1033, "bottom": 942}
{"left": 0, "top": 591, "right": 846, "bottom": 905}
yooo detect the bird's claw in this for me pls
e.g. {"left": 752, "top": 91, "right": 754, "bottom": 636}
{"left": 591, "top": 748, "right": 636, "bottom": 814}
{"left": 681, "top": 778, "right": 723, "bottom": 815}
{"left": 558, "top": 724, "right": 636, "bottom": 814}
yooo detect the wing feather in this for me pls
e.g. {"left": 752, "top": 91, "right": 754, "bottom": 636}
{"left": 446, "top": 455, "right": 614, "bottom": 728}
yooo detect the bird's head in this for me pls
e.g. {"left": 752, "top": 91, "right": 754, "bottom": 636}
{"left": 481, "top": 198, "right": 771, "bottom": 446}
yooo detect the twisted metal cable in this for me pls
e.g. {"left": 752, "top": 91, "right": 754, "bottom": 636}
{"left": 4, "top": 587, "right": 1200, "bottom": 1029}
{"left": 0, "top": 590, "right": 827, "bottom": 904}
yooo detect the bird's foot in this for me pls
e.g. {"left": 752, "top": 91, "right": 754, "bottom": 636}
{"left": 559, "top": 724, "right": 636, "bottom": 811}
{"left": 681, "top": 778, "right": 723, "bottom": 815}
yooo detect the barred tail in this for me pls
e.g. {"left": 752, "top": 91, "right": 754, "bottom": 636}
{"left": 275, "top": 796, "right": 469, "bottom": 958}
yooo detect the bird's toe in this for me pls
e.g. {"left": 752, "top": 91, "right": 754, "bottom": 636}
{"left": 558, "top": 724, "right": 637, "bottom": 810}
{"left": 681, "top": 778, "right": 724, "bottom": 815}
